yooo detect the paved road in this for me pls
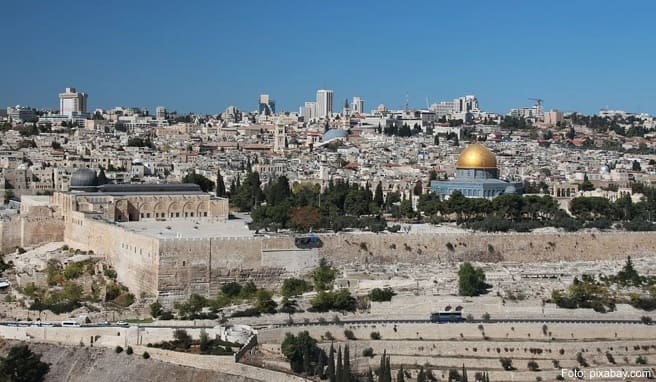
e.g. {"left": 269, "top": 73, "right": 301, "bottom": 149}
{"left": 0, "top": 317, "right": 648, "bottom": 329}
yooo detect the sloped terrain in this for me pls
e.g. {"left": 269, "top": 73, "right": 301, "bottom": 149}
{"left": 0, "top": 341, "right": 258, "bottom": 382}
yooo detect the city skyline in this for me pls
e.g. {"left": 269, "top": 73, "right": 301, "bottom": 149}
{"left": 1, "top": 1, "right": 655, "bottom": 115}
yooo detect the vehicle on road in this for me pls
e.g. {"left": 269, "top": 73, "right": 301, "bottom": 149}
{"left": 61, "top": 320, "right": 81, "bottom": 327}
{"left": 430, "top": 311, "right": 465, "bottom": 323}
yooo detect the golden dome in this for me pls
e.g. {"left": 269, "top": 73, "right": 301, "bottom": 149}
{"left": 455, "top": 143, "right": 497, "bottom": 169}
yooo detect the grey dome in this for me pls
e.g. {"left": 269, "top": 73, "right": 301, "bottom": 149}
{"left": 70, "top": 168, "right": 98, "bottom": 190}
{"left": 322, "top": 129, "right": 349, "bottom": 142}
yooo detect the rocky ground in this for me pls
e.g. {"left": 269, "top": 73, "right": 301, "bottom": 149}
{"left": 0, "top": 340, "right": 258, "bottom": 382}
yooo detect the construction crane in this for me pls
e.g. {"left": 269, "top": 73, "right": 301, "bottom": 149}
{"left": 529, "top": 98, "right": 544, "bottom": 119}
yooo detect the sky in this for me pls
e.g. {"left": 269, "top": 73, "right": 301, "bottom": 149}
{"left": 1, "top": 0, "right": 655, "bottom": 115}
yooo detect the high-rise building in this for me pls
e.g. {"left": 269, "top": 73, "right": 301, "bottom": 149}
{"left": 59, "top": 87, "right": 88, "bottom": 117}
{"left": 352, "top": 96, "right": 364, "bottom": 115}
{"left": 299, "top": 101, "right": 316, "bottom": 121}
{"left": 258, "top": 94, "right": 275, "bottom": 116}
{"left": 316, "top": 89, "right": 333, "bottom": 119}
{"left": 156, "top": 106, "right": 167, "bottom": 120}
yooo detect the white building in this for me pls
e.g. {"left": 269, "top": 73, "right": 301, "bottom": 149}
{"left": 430, "top": 95, "right": 480, "bottom": 118}
{"left": 299, "top": 101, "right": 316, "bottom": 121}
{"left": 316, "top": 89, "right": 333, "bottom": 119}
{"left": 156, "top": 106, "right": 167, "bottom": 120}
{"left": 7, "top": 106, "right": 36, "bottom": 123}
{"left": 59, "top": 87, "right": 88, "bottom": 117}
{"left": 352, "top": 96, "right": 364, "bottom": 115}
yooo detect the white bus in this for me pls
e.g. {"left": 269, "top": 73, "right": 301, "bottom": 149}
{"left": 61, "top": 320, "right": 80, "bottom": 327}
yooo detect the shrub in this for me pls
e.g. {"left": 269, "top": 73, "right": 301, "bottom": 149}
{"left": 324, "top": 331, "right": 334, "bottom": 341}
{"left": 500, "top": 358, "right": 514, "bottom": 370}
{"left": 368, "top": 287, "right": 396, "bottom": 302}
{"left": 115, "top": 346, "right": 123, "bottom": 354}
{"left": 362, "top": 347, "right": 374, "bottom": 357}
{"left": 528, "top": 360, "right": 540, "bottom": 371}
{"left": 370, "top": 331, "right": 381, "bottom": 340}
{"left": 344, "top": 329, "right": 356, "bottom": 340}
{"left": 281, "top": 278, "right": 312, "bottom": 297}
{"left": 63, "top": 262, "right": 84, "bottom": 279}
{"left": 482, "top": 312, "right": 491, "bottom": 322}
{"left": 142, "top": 351, "right": 150, "bottom": 359}
{"left": 606, "top": 352, "right": 615, "bottom": 364}
{"left": 576, "top": 352, "right": 588, "bottom": 367}
{"left": 636, "top": 355, "right": 647, "bottom": 365}
{"left": 126, "top": 346, "right": 133, "bottom": 355}
{"left": 459, "top": 262, "right": 490, "bottom": 296}
{"left": 641, "top": 316, "right": 653, "bottom": 325}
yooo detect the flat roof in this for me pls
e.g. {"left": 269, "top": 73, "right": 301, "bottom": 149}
{"left": 117, "top": 218, "right": 254, "bottom": 239}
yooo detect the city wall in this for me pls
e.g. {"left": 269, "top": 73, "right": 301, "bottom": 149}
{"left": 157, "top": 236, "right": 290, "bottom": 304}
{"left": 264, "top": 231, "right": 656, "bottom": 265}
{"left": 64, "top": 212, "right": 160, "bottom": 297}
{"left": 54, "top": 212, "right": 656, "bottom": 303}
{"left": 0, "top": 215, "right": 21, "bottom": 254}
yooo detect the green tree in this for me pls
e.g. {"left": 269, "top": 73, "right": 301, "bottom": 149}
{"left": 281, "top": 331, "right": 322, "bottom": 375}
{"left": 399, "top": 199, "right": 415, "bottom": 219}
{"left": 374, "top": 181, "right": 384, "bottom": 207}
{"left": 0, "top": 345, "right": 50, "bottom": 382}
{"left": 313, "top": 258, "right": 337, "bottom": 291}
{"left": 397, "top": 366, "right": 405, "bottom": 382}
{"left": 327, "top": 343, "right": 336, "bottom": 382}
{"left": 368, "top": 287, "right": 396, "bottom": 302}
{"left": 282, "top": 278, "right": 312, "bottom": 297}
{"left": 458, "top": 262, "right": 490, "bottom": 296}
{"left": 182, "top": 171, "right": 215, "bottom": 192}
{"left": 149, "top": 301, "right": 163, "bottom": 317}
{"left": 417, "top": 367, "right": 426, "bottom": 382}
{"left": 215, "top": 169, "right": 226, "bottom": 197}
{"left": 254, "top": 289, "right": 277, "bottom": 314}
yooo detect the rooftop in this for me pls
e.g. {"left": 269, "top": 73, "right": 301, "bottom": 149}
{"left": 116, "top": 218, "right": 254, "bottom": 239}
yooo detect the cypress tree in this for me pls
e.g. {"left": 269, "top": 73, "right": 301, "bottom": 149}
{"left": 343, "top": 344, "right": 351, "bottom": 382}
{"left": 384, "top": 355, "right": 391, "bottom": 382}
{"left": 366, "top": 368, "right": 374, "bottom": 382}
{"left": 316, "top": 350, "right": 326, "bottom": 378}
{"left": 216, "top": 168, "right": 226, "bottom": 197}
{"left": 374, "top": 181, "right": 384, "bottom": 207}
{"left": 327, "top": 343, "right": 335, "bottom": 382}
{"left": 397, "top": 366, "right": 405, "bottom": 382}
{"left": 462, "top": 364, "right": 468, "bottom": 382}
{"left": 336, "top": 346, "right": 343, "bottom": 382}
{"left": 379, "top": 350, "right": 387, "bottom": 382}
{"left": 417, "top": 367, "right": 426, "bottom": 382}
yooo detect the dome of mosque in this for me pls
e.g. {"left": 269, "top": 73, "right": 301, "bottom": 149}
{"left": 455, "top": 143, "right": 497, "bottom": 169}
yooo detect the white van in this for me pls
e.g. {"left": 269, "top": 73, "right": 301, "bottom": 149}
{"left": 61, "top": 320, "right": 80, "bottom": 327}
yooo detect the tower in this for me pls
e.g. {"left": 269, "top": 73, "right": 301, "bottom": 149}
{"left": 316, "top": 89, "right": 333, "bottom": 118}
{"left": 274, "top": 125, "right": 287, "bottom": 153}
{"left": 59, "top": 87, "right": 88, "bottom": 116}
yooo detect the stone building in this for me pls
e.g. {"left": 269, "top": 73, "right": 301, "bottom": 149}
{"left": 51, "top": 168, "right": 229, "bottom": 222}
{"left": 431, "top": 143, "right": 523, "bottom": 198}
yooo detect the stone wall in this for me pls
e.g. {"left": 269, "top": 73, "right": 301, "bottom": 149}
{"left": 0, "top": 215, "right": 21, "bottom": 254}
{"left": 309, "top": 231, "right": 656, "bottom": 265}
{"left": 64, "top": 212, "right": 160, "bottom": 297}
{"left": 20, "top": 214, "right": 64, "bottom": 248}
{"left": 157, "top": 237, "right": 284, "bottom": 304}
